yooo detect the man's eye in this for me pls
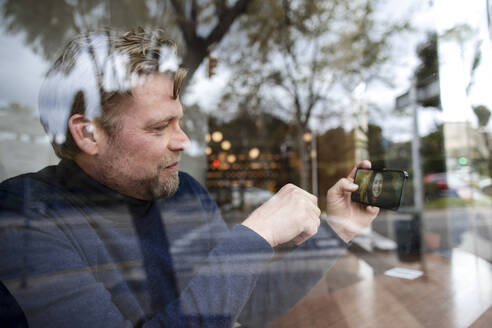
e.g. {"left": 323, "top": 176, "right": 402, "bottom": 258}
{"left": 155, "top": 124, "right": 169, "bottom": 131}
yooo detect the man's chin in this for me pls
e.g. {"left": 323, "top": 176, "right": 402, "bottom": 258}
{"left": 150, "top": 172, "right": 180, "bottom": 199}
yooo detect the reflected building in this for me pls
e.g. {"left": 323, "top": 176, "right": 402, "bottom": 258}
{"left": 204, "top": 113, "right": 292, "bottom": 215}
{"left": 444, "top": 121, "right": 490, "bottom": 183}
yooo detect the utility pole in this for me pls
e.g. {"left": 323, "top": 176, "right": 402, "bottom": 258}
{"left": 395, "top": 77, "right": 430, "bottom": 261}
{"left": 311, "top": 133, "right": 318, "bottom": 197}
{"left": 410, "top": 80, "right": 424, "bottom": 215}
{"left": 409, "top": 79, "right": 424, "bottom": 260}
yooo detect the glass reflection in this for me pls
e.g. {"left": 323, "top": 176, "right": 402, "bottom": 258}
{"left": 0, "top": 0, "right": 491, "bottom": 327}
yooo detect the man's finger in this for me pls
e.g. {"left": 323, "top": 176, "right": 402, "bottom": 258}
{"left": 293, "top": 235, "right": 305, "bottom": 245}
{"left": 293, "top": 232, "right": 310, "bottom": 246}
{"left": 347, "top": 160, "right": 372, "bottom": 180}
{"left": 281, "top": 184, "right": 317, "bottom": 205}
{"left": 366, "top": 205, "right": 380, "bottom": 216}
{"left": 339, "top": 178, "right": 359, "bottom": 192}
{"left": 296, "top": 187, "right": 318, "bottom": 205}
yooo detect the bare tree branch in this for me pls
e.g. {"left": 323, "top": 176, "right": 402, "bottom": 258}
{"left": 205, "top": 0, "right": 251, "bottom": 46}
{"left": 169, "top": 0, "right": 198, "bottom": 46}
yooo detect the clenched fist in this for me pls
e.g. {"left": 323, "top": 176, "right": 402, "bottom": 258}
{"left": 241, "top": 184, "right": 321, "bottom": 247}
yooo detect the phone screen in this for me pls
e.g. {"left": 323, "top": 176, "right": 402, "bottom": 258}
{"left": 351, "top": 168, "right": 408, "bottom": 211}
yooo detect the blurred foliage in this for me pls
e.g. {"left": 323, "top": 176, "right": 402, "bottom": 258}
{"left": 415, "top": 32, "right": 438, "bottom": 86}
{"left": 473, "top": 105, "right": 491, "bottom": 128}
{"left": 2, "top": 0, "right": 157, "bottom": 59}
{"left": 414, "top": 32, "right": 440, "bottom": 108}
{"left": 368, "top": 123, "right": 385, "bottom": 169}
{"left": 412, "top": 32, "right": 440, "bottom": 108}
{"left": 421, "top": 124, "right": 446, "bottom": 174}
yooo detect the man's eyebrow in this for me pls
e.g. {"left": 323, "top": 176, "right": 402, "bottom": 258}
{"left": 145, "top": 114, "right": 181, "bottom": 127}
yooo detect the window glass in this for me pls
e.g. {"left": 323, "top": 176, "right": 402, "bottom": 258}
{"left": 1, "top": 0, "right": 491, "bottom": 327}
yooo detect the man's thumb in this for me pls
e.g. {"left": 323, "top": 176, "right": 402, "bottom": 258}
{"left": 339, "top": 178, "right": 358, "bottom": 192}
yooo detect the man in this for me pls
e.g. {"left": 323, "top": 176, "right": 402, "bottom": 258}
{"left": 0, "top": 28, "right": 378, "bottom": 327}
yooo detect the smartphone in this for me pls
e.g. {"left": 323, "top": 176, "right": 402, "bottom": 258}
{"left": 351, "top": 168, "right": 408, "bottom": 211}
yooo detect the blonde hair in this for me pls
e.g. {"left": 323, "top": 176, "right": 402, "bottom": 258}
{"left": 39, "top": 27, "right": 188, "bottom": 160}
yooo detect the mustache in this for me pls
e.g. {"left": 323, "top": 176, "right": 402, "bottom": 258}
{"left": 160, "top": 155, "right": 181, "bottom": 169}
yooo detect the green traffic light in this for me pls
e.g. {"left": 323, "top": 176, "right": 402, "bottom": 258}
{"left": 458, "top": 157, "right": 467, "bottom": 165}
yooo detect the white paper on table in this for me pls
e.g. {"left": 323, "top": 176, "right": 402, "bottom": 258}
{"left": 384, "top": 267, "right": 423, "bottom": 280}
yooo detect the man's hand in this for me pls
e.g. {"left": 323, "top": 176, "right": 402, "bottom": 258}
{"left": 325, "top": 160, "right": 380, "bottom": 243}
{"left": 242, "top": 184, "right": 321, "bottom": 248}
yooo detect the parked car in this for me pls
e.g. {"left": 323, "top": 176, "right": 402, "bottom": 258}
{"left": 423, "top": 173, "right": 459, "bottom": 200}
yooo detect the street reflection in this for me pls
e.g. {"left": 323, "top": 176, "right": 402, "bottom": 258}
{"left": 0, "top": 0, "right": 491, "bottom": 327}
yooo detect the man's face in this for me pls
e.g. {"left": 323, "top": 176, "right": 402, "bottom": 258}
{"left": 372, "top": 173, "right": 383, "bottom": 198}
{"left": 96, "top": 74, "right": 190, "bottom": 200}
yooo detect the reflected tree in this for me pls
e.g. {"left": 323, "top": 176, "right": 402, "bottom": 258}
{"left": 414, "top": 32, "right": 441, "bottom": 108}
{"left": 1, "top": 0, "right": 252, "bottom": 84}
{"left": 2, "top": 0, "right": 155, "bottom": 59}
{"left": 415, "top": 32, "right": 439, "bottom": 86}
{"left": 2, "top": 0, "right": 411, "bottom": 190}
{"left": 421, "top": 124, "right": 446, "bottom": 175}
{"left": 218, "top": 0, "right": 409, "bottom": 189}
{"left": 368, "top": 123, "right": 385, "bottom": 169}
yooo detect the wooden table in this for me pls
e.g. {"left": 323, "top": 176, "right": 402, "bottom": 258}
{"left": 269, "top": 248, "right": 492, "bottom": 328}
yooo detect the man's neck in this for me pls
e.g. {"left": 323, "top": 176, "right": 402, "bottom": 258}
{"left": 74, "top": 155, "right": 99, "bottom": 183}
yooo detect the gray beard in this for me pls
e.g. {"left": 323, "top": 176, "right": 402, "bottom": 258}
{"left": 95, "top": 160, "right": 180, "bottom": 201}
{"left": 148, "top": 171, "right": 179, "bottom": 199}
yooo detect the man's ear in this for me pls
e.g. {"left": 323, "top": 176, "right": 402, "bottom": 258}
{"left": 68, "top": 114, "right": 101, "bottom": 156}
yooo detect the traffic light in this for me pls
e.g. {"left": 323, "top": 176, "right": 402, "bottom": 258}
{"left": 208, "top": 56, "right": 217, "bottom": 78}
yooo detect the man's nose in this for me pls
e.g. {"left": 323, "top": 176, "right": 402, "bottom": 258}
{"left": 168, "top": 125, "right": 191, "bottom": 151}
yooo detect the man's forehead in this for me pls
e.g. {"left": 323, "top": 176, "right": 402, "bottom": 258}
{"left": 132, "top": 73, "right": 175, "bottom": 97}
{"left": 116, "top": 74, "right": 182, "bottom": 123}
